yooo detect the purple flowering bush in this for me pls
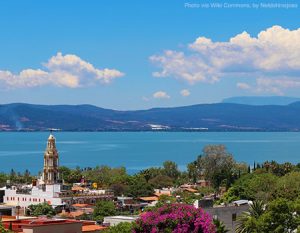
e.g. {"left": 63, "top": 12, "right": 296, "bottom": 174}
{"left": 133, "top": 203, "right": 216, "bottom": 233}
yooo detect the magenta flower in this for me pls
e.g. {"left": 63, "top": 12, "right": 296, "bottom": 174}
{"left": 133, "top": 203, "right": 216, "bottom": 233}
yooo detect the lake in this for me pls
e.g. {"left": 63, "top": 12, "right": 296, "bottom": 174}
{"left": 0, "top": 132, "right": 300, "bottom": 174}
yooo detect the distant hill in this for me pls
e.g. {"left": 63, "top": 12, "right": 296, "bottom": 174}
{"left": 1, "top": 102, "right": 300, "bottom": 131}
{"left": 222, "top": 96, "right": 300, "bottom": 106}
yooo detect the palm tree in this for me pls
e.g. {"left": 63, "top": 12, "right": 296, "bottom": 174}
{"left": 213, "top": 218, "right": 229, "bottom": 233}
{"left": 235, "top": 200, "right": 265, "bottom": 233}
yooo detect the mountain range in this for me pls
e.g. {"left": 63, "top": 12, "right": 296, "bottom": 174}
{"left": 1, "top": 101, "right": 300, "bottom": 131}
{"left": 222, "top": 96, "right": 300, "bottom": 106}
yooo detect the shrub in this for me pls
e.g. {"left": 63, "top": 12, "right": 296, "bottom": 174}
{"left": 133, "top": 203, "right": 215, "bottom": 233}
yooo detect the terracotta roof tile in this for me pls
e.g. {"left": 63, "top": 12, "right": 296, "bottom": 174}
{"left": 82, "top": 225, "right": 107, "bottom": 232}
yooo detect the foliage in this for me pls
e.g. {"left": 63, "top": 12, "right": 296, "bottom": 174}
{"left": 162, "top": 161, "right": 180, "bottom": 180}
{"left": 223, "top": 171, "right": 300, "bottom": 204}
{"left": 221, "top": 172, "right": 277, "bottom": 203}
{"left": 59, "top": 166, "right": 72, "bottom": 183}
{"left": 139, "top": 161, "right": 182, "bottom": 188}
{"left": 273, "top": 172, "right": 300, "bottom": 200}
{"left": 148, "top": 175, "right": 173, "bottom": 189}
{"left": 103, "top": 222, "right": 133, "bottom": 233}
{"left": 236, "top": 199, "right": 300, "bottom": 233}
{"left": 258, "top": 198, "right": 300, "bottom": 233}
{"left": 78, "top": 213, "right": 92, "bottom": 220}
{"left": 0, "top": 221, "right": 13, "bottom": 233}
{"left": 197, "top": 186, "right": 215, "bottom": 196}
{"left": 188, "top": 145, "right": 242, "bottom": 190}
{"left": 0, "top": 173, "right": 8, "bottom": 187}
{"left": 0, "top": 169, "right": 33, "bottom": 186}
{"left": 201, "top": 145, "right": 238, "bottom": 189}
{"left": 60, "top": 165, "right": 130, "bottom": 187}
{"left": 138, "top": 167, "right": 164, "bottom": 182}
{"left": 27, "top": 203, "right": 56, "bottom": 217}
{"left": 236, "top": 200, "right": 265, "bottom": 233}
{"left": 133, "top": 204, "right": 216, "bottom": 233}
{"left": 110, "top": 183, "right": 128, "bottom": 196}
{"left": 60, "top": 166, "right": 82, "bottom": 184}
{"left": 93, "top": 200, "right": 116, "bottom": 222}
{"left": 263, "top": 161, "right": 293, "bottom": 176}
{"left": 213, "top": 218, "right": 229, "bottom": 233}
{"left": 178, "top": 191, "right": 200, "bottom": 205}
{"left": 155, "top": 194, "right": 177, "bottom": 208}
{"left": 125, "top": 175, "right": 154, "bottom": 198}
{"left": 187, "top": 159, "right": 200, "bottom": 184}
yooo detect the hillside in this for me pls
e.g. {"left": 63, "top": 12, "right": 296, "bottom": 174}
{"left": 222, "top": 96, "right": 300, "bottom": 106}
{"left": 1, "top": 102, "right": 300, "bottom": 131}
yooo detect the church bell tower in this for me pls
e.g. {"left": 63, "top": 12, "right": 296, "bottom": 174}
{"left": 42, "top": 133, "right": 60, "bottom": 184}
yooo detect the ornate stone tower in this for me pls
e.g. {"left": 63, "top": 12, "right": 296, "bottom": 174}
{"left": 42, "top": 133, "right": 60, "bottom": 184}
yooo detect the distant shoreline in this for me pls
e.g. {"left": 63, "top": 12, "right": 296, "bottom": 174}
{"left": 0, "top": 130, "right": 300, "bottom": 133}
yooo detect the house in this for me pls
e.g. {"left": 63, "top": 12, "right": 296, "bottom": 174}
{"left": 103, "top": 216, "right": 138, "bottom": 226}
{"left": 138, "top": 196, "right": 158, "bottom": 206}
{"left": 2, "top": 217, "right": 107, "bottom": 233}
{"left": 2, "top": 218, "right": 82, "bottom": 233}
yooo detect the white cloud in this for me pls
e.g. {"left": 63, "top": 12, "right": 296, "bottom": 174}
{"left": 153, "top": 91, "right": 170, "bottom": 99}
{"left": 180, "top": 89, "right": 191, "bottom": 97}
{"left": 150, "top": 25, "right": 300, "bottom": 93}
{"left": 0, "top": 52, "right": 124, "bottom": 88}
{"left": 236, "top": 82, "right": 251, "bottom": 90}
{"left": 255, "top": 78, "right": 300, "bottom": 95}
{"left": 237, "top": 78, "right": 300, "bottom": 95}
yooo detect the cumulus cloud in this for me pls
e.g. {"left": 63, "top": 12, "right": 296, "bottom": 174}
{"left": 237, "top": 82, "right": 251, "bottom": 90}
{"left": 153, "top": 91, "right": 170, "bottom": 99}
{"left": 180, "top": 89, "right": 191, "bottom": 97}
{"left": 150, "top": 25, "right": 300, "bottom": 93}
{"left": 0, "top": 52, "right": 124, "bottom": 88}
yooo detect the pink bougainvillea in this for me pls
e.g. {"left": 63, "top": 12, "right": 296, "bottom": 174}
{"left": 133, "top": 204, "right": 216, "bottom": 233}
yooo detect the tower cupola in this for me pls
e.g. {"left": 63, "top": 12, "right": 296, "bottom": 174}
{"left": 42, "top": 133, "right": 60, "bottom": 184}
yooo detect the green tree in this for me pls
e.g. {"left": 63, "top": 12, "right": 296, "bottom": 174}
{"left": 200, "top": 145, "right": 236, "bottom": 190}
{"left": 109, "top": 183, "right": 128, "bottom": 196}
{"left": 23, "top": 169, "right": 32, "bottom": 183}
{"left": 125, "top": 175, "right": 154, "bottom": 198}
{"left": 273, "top": 172, "right": 300, "bottom": 200}
{"left": 162, "top": 161, "right": 180, "bottom": 180}
{"left": 27, "top": 203, "right": 56, "bottom": 217}
{"left": 93, "top": 200, "right": 116, "bottom": 223}
{"left": 59, "top": 166, "right": 72, "bottom": 183}
{"left": 187, "top": 161, "right": 199, "bottom": 183}
{"left": 148, "top": 175, "right": 173, "bottom": 189}
{"left": 236, "top": 200, "right": 265, "bottom": 233}
{"left": 83, "top": 166, "right": 129, "bottom": 188}
{"left": 258, "top": 198, "right": 300, "bottom": 233}
{"left": 138, "top": 167, "right": 163, "bottom": 182}
{"left": 222, "top": 173, "right": 277, "bottom": 203}
{"left": 187, "top": 155, "right": 203, "bottom": 183}
{"left": 103, "top": 222, "right": 132, "bottom": 233}
{"left": 0, "top": 173, "right": 8, "bottom": 187}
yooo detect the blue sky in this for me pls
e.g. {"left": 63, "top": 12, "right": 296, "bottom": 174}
{"left": 0, "top": 0, "right": 299, "bottom": 110}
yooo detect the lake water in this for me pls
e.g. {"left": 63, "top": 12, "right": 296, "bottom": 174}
{"left": 0, "top": 132, "right": 300, "bottom": 174}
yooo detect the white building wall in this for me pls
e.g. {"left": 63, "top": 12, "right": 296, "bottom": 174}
{"left": 3, "top": 185, "right": 65, "bottom": 208}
